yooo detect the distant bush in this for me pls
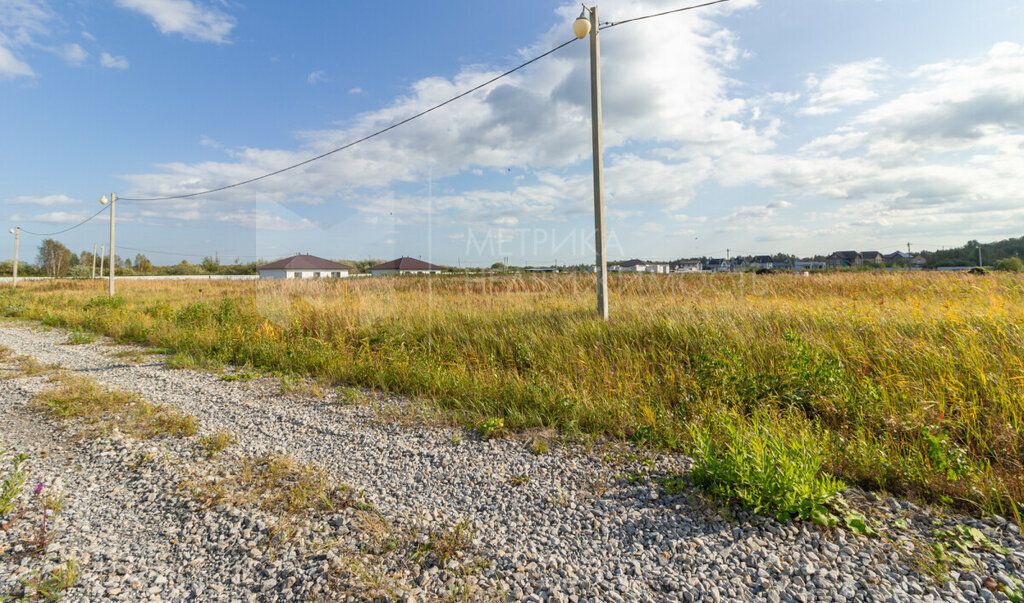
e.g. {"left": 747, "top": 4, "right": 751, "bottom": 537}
{"left": 994, "top": 257, "right": 1023, "bottom": 272}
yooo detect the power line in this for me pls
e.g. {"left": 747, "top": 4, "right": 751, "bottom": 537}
{"left": 119, "top": 0, "right": 730, "bottom": 204}
{"left": 20, "top": 204, "right": 109, "bottom": 237}
{"left": 601, "top": 0, "right": 730, "bottom": 29}
{"left": 120, "top": 37, "right": 578, "bottom": 202}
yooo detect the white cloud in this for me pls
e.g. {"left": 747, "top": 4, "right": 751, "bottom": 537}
{"left": 11, "top": 210, "right": 88, "bottom": 224}
{"left": 0, "top": 0, "right": 52, "bottom": 79}
{"left": 0, "top": 42, "right": 32, "bottom": 78}
{"left": 60, "top": 43, "right": 87, "bottom": 66}
{"left": 717, "top": 42, "right": 1024, "bottom": 248}
{"left": 799, "top": 58, "right": 889, "bottom": 116}
{"left": 348, "top": 86, "right": 362, "bottom": 94}
{"left": 115, "top": 0, "right": 763, "bottom": 230}
{"left": 215, "top": 209, "right": 317, "bottom": 231}
{"left": 114, "top": 0, "right": 235, "bottom": 44}
{"left": 307, "top": 70, "right": 326, "bottom": 85}
{"left": 5, "top": 194, "right": 81, "bottom": 206}
{"left": 100, "top": 52, "right": 129, "bottom": 69}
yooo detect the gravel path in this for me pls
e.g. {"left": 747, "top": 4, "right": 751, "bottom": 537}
{"left": 1, "top": 322, "right": 1022, "bottom": 601}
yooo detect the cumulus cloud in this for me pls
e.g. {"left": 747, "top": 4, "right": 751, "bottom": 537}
{"left": 0, "top": 42, "right": 32, "bottom": 78}
{"left": 5, "top": 194, "right": 81, "bottom": 205}
{"left": 114, "top": 0, "right": 235, "bottom": 44}
{"left": 799, "top": 58, "right": 889, "bottom": 116}
{"left": 60, "top": 43, "right": 87, "bottom": 65}
{"left": 307, "top": 70, "right": 326, "bottom": 85}
{"left": 114, "top": 0, "right": 763, "bottom": 231}
{"left": 0, "top": 0, "right": 52, "bottom": 78}
{"left": 100, "top": 52, "right": 129, "bottom": 69}
{"left": 717, "top": 42, "right": 1024, "bottom": 247}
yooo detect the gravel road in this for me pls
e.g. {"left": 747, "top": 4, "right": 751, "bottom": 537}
{"left": 1, "top": 322, "right": 1022, "bottom": 601}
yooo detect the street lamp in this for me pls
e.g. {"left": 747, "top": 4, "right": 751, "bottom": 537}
{"left": 575, "top": 5, "right": 609, "bottom": 320}
{"left": 99, "top": 193, "right": 116, "bottom": 296}
{"left": 8, "top": 227, "right": 18, "bottom": 288}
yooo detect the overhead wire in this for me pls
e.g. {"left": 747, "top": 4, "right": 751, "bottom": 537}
{"left": 119, "top": 0, "right": 729, "bottom": 203}
{"left": 14, "top": 0, "right": 730, "bottom": 252}
{"left": 119, "top": 37, "right": 579, "bottom": 202}
{"left": 20, "top": 204, "right": 109, "bottom": 237}
{"left": 601, "top": 0, "right": 730, "bottom": 29}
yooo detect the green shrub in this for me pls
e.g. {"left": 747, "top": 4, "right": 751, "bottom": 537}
{"left": 688, "top": 409, "right": 844, "bottom": 524}
{"left": 994, "top": 257, "right": 1024, "bottom": 272}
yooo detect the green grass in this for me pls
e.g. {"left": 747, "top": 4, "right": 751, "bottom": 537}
{"left": 35, "top": 374, "right": 196, "bottom": 439}
{"left": 688, "top": 408, "right": 844, "bottom": 524}
{"left": 2, "top": 273, "right": 1023, "bottom": 516}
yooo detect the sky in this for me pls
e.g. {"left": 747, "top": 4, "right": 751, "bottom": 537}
{"left": 2, "top": 0, "right": 1024, "bottom": 267}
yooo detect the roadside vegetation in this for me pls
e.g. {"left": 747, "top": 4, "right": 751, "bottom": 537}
{"left": 1, "top": 272, "right": 1022, "bottom": 518}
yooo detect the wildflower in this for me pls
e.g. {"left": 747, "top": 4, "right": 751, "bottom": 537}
{"left": 34, "top": 483, "right": 43, "bottom": 494}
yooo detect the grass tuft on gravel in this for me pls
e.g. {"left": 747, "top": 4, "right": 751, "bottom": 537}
{"left": 34, "top": 374, "right": 196, "bottom": 439}
{"left": 195, "top": 454, "right": 361, "bottom": 515}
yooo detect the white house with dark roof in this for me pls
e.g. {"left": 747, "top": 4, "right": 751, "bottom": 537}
{"left": 370, "top": 257, "right": 444, "bottom": 276}
{"left": 257, "top": 254, "right": 354, "bottom": 279}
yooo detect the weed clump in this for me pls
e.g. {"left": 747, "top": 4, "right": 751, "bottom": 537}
{"left": 35, "top": 374, "right": 196, "bottom": 439}
{"left": 688, "top": 409, "right": 844, "bottom": 524}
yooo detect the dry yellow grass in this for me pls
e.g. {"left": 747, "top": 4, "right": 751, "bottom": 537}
{"left": 2, "top": 271, "right": 1022, "bottom": 513}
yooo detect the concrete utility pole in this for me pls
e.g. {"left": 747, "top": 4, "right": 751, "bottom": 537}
{"left": 99, "top": 244, "right": 105, "bottom": 279}
{"left": 92, "top": 243, "right": 97, "bottom": 279}
{"left": 8, "top": 227, "right": 19, "bottom": 287}
{"left": 99, "top": 194, "right": 116, "bottom": 296}
{"left": 575, "top": 6, "right": 608, "bottom": 320}
{"left": 978, "top": 244, "right": 983, "bottom": 268}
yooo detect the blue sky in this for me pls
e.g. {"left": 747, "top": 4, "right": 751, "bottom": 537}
{"left": 3, "top": 0, "right": 1024, "bottom": 266}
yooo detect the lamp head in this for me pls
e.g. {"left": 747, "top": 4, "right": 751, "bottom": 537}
{"left": 573, "top": 9, "right": 591, "bottom": 39}
{"left": 99, "top": 195, "right": 108, "bottom": 205}
{"left": 8, "top": 228, "right": 13, "bottom": 234}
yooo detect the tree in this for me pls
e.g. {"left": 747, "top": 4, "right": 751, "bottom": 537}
{"left": 134, "top": 254, "right": 152, "bottom": 273}
{"left": 995, "top": 257, "right": 1023, "bottom": 272}
{"left": 37, "top": 239, "right": 71, "bottom": 277}
{"left": 201, "top": 256, "right": 219, "bottom": 273}
{"left": 491, "top": 262, "right": 506, "bottom": 270}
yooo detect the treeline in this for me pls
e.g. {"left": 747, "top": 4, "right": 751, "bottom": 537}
{"left": 924, "top": 236, "right": 1024, "bottom": 268}
{"left": 0, "top": 238, "right": 262, "bottom": 278}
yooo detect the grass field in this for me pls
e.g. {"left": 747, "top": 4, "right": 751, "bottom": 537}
{"left": 2, "top": 271, "right": 1022, "bottom": 516}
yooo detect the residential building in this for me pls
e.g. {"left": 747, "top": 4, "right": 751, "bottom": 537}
{"left": 751, "top": 255, "right": 775, "bottom": 270}
{"left": 794, "top": 260, "right": 826, "bottom": 271}
{"left": 370, "top": 257, "right": 444, "bottom": 276}
{"left": 611, "top": 259, "right": 649, "bottom": 272}
{"left": 861, "top": 251, "right": 884, "bottom": 265}
{"left": 257, "top": 254, "right": 354, "bottom": 279}
{"left": 705, "top": 258, "right": 730, "bottom": 272}
{"left": 673, "top": 260, "right": 702, "bottom": 273}
{"left": 827, "top": 251, "right": 862, "bottom": 268}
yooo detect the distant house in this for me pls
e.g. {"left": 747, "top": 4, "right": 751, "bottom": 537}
{"left": 827, "top": 251, "right": 862, "bottom": 269}
{"left": 609, "top": 259, "right": 669, "bottom": 273}
{"left": 257, "top": 254, "right": 354, "bottom": 279}
{"left": 861, "top": 251, "right": 884, "bottom": 265}
{"left": 794, "top": 260, "right": 826, "bottom": 271}
{"left": 884, "top": 251, "right": 927, "bottom": 269}
{"left": 751, "top": 255, "right": 775, "bottom": 270}
{"left": 370, "top": 257, "right": 444, "bottom": 276}
{"left": 705, "top": 258, "right": 730, "bottom": 272}
{"left": 612, "top": 259, "right": 649, "bottom": 272}
{"left": 673, "top": 260, "right": 702, "bottom": 273}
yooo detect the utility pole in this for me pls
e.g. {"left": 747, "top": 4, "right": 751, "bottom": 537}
{"left": 907, "top": 242, "right": 911, "bottom": 255}
{"left": 978, "top": 244, "right": 983, "bottom": 268}
{"left": 8, "top": 227, "right": 19, "bottom": 288}
{"left": 575, "top": 6, "right": 608, "bottom": 320}
{"left": 92, "top": 243, "right": 97, "bottom": 279}
{"left": 99, "top": 244, "right": 105, "bottom": 279}
{"left": 100, "top": 193, "right": 117, "bottom": 296}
